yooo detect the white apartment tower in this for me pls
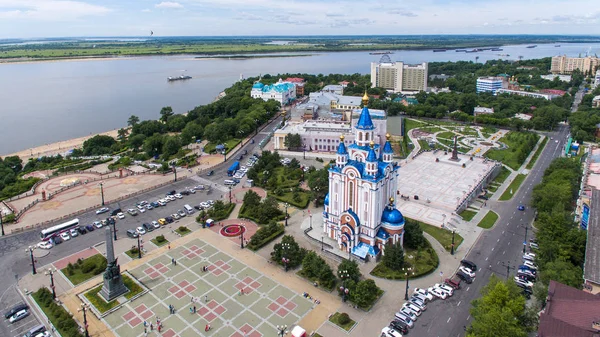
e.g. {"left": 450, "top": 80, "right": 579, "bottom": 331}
{"left": 370, "top": 55, "right": 428, "bottom": 93}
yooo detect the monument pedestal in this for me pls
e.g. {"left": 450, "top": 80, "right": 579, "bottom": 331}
{"left": 99, "top": 276, "right": 128, "bottom": 302}
{"left": 99, "top": 226, "right": 128, "bottom": 302}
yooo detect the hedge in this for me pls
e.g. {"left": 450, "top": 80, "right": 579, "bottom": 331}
{"left": 247, "top": 224, "right": 285, "bottom": 251}
{"left": 208, "top": 202, "right": 236, "bottom": 221}
{"left": 32, "top": 287, "right": 84, "bottom": 337}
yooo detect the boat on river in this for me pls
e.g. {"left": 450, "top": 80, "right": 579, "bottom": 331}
{"left": 167, "top": 75, "right": 192, "bottom": 82}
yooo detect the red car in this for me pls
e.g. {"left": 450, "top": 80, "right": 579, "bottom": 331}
{"left": 445, "top": 278, "right": 461, "bottom": 290}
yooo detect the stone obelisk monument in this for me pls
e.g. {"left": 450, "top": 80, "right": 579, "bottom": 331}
{"left": 99, "top": 226, "right": 128, "bottom": 301}
{"left": 450, "top": 135, "right": 459, "bottom": 161}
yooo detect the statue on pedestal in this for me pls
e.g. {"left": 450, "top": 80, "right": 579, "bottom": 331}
{"left": 99, "top": 227, "right": 128, "bottom": 302}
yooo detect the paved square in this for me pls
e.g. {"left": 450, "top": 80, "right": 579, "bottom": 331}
{"left": 106, "top": 239, "right": 315, "bottom": 337}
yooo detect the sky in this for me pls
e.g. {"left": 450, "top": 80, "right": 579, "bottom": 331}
{"left": 0, "top": 0, "right": 600, "bottom": 38}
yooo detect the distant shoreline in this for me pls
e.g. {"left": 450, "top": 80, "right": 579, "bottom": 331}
{"left": 194, "top": 54, "right": 314, "bottom": 60}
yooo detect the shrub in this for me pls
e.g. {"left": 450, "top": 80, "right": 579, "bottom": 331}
{"left": 156, "top": 235, "right": 166, "bottom": 243}
{"left": 338, "top": 313, "right": 351, "bottom": 325}
{"left": 247, "top": 222, "right": 285, "bottom": 251}
{"left": 178, "top": 226, "right": 188, "bottom": 232}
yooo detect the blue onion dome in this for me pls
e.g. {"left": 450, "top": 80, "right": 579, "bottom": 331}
{"left": 381, "top": 198, "right": 405, "bottom": 226}
{"left": 252, "top": 82, "right": 264, "bottom": 88}
{"left": 366, "top": 141, "right": 377, "bottom": 162}
{"left": 324, "top": 193, "right": 330, "bottom": 206}
{"left": 337, "top": 134, "right": 348, "bottom": 155}
{"left": 383, "top": 133, "right": 393, "bottom": 153}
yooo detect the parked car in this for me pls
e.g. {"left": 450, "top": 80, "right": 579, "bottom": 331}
{"left": 459, "top": 266, "right": 476, "bottom": 278}
{"left": 165, "top": 216, "right": 174, "bottom": 223}
{"left": 402, "top": 303, "right": 422, "bottom": 316}
{"left": 37, "top": 241, "right": 53, "bottom": 250}
{"left": 146, "top": 204, "right": 153, "bottom": 210}
{"left": 381, "top": 326, "right": 403, "bottom": 337}
{"left": 519, "top": 265, "right": 537, "bottom": 274}
{"left": 434, "top": 283, "right": 454, "bottom": 296}
{"left": 85, "top": 224, "right": 95, "bottom": 232}
{"left": 177, "top": 209, "right": 186, "bottom": 217}
{"left": 69, "top": 228, "right": 79, "bottom": 237}
{"left": 523, "top": 261, "right": 538, "bottom": 270}
{"left": 456, "top": 271, "right": 473, "bottom": 284}
{"left": 60, "top": 232, "right": 71, "bottom": 241}
{"left": 181, "top": 190, "right": 190, "bottom": 196}
{"left": 393, "top": 312, "right": 414, "bottom": 328}
{"left": 412, "top": 292, "right": 430, "bottom": 303}
{"left": 126, "top": 229, "right": 138, "bottom": 238}
{"left": 529, "top": 241, "right": 539, "bottom": 249}
{"left": 389, "top": 320, "right": 409, "bottom": 334}
{"left": 158, "top": 218, "right": 167, "bottom": 226}
{"left": 408, "top": 297, "right": 426, "bottom": 311}
{"left": 96, "top": 207, "right": 110, "bottom": 215}
{"left": 445, "top": 278, "right": 461, "bottom": 290}
{"left": 151, "top": 201, "right": 160, "bottom": 208}
{"left": 166, "top": 190, "right": 176, "bottom": 196}
{"left": 151, "top": 221, "right": 160, "bottom": 229}
{"left": 207, "top": 170, "right": 214, "bottom": 176}
{"left": 127, "top": 208, "right": 138, "bottom": 216}
{"left": 77, "top": 226, "right": 87, "bottom": 235}
{"left": 523, "top": 252, "right": 536, "bottom": 261}
{"left": 136, "top": 227, "right": 146, "bottom": 235}
{"left": 117, "top": 212, "right": 125, "bottom": 219}
{"left": 398, "top": 307, "right": 417, "bottom": 321}
{"left": 110, "top": 208, "right": 122, "bottom": 216}
{"left": 4, "top": 303, "right": 28, "bottom": 319}
{"left": 413, "top": 288, "right": 434, "bottom": 301}
{"left": 518, "top": 268, "right": 536, "bottom": 277}
{"left": 52, "top": 235, "right": 63, "bottom": 245}
{"left": 93, "top": 221, "right": 103, "bottom": 228}
{"left": 174, "top": 193, "right": 183, "bottom": 199}
{"left": 461, "top": 259, "right": 477, "bottom": 271}
{"left": 517, "top": 273, "right": 536, "bottom": 283}
{"left": 172, "top": 213, "right": 181, "bottom": 220}
{"left": 142, "top": 223, "right": 154, "bottom": 232}
{"left": 428, "top": 287, "right": 448, "bottom": 299}
{"left": 514, "top": 277, "right": 533, "bottom": 288}
{"left": 9, "top": 309, "right": 29, "bottom": 323}
{"left": 157, "top": 200, "right": 167, "bottom": 206}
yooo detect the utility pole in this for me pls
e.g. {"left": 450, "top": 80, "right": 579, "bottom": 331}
{"left": 0, "top": 212, "right": 4, "bottom": 236}
{"left": 451, "top": 229, "right": 456, "bottom": 255}
{"left": 501, "top": 261, "right": 516, "bottom": 280}
{"left": 172, "top": 163, "right": 177, "bottom": 182}
{"left": 99, "top": 182, "right": 105, "bottom": 206}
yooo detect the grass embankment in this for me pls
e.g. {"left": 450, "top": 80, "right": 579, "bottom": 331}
{"left": 204, "top": 138, "right": 242, "bottom": 155}
{"left": 487, "top": 166, "right": 511, "bottom": 193}
{"left": 485, "top": 131, "right": 539, "bottom": 170}
{"left": 526, "top": 137, "right": 549, "bottom": 170}
{"left": 61, "top": 254, "right": 107, "bottom": 286}
{"left": 459, "top": 209, "right": 477, "bottom": 221}
{"left": 125, "top": 247, "right": 142, "bottom": 259}
{"left": 477, "top": 211, "right": 499, "bottom": 229}
{"left": 407, "top": 218, "right": 464, "bottom": 252}
{"left": 84, "top": 275, "right": 144, "bottom": 313}
{"left": 371, "top": 243, "right": 439, "bottom": 279}
{"left": 499, "top": 174, "right": 527, "bottom": 201}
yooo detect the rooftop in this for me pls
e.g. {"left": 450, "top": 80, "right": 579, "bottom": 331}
{"left": 538, "top": 280, "right": 600, "bottom": 337}
{"left": 584, "top": 189, "right": 600, "bottom": 285}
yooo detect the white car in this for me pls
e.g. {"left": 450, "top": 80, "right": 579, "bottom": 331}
{"left": 136, "top": 227, "right": 146, "bottom": 235}
{"left": 166, "top": 195, "right": 175, "bottom": 202}
{"left": 394, "top": 312, "right": 414, "bottom": 328}
{"left": 523, "top": 261, "right": 538, "bottom": 270}
{"left": 117, "top": 212, "right": 125, "bottom": 219}
{"left": 146, "top": 204, "right": 153, "bottom": 210}
{"left": 428, "top": 287, "right": 448, "bottom": 299}
{"left": 523, "top": 253, "right": 536, "bottom": 261}
{"left": 33, "top": 332, "right": 52, "bottom": 337}
{"left": 37, "top": 241, "right": 53, "bottom": 250}
{"left": 138, "top": 207, "right": 146, "bottom": 213}
{"left": 433, "top": 283, "right": 454, "bottom": 296}
{"left": 200, "top": 202, "right": 210, "bottom": 208}
{"left": 381, "top": 326, "right": 403, "bottom": 337}
{"left": 93, "top": 221, "right": 103, "bottom": 228}
{"left": 9, "top": 309, "right": 29, "bottom": 323}
{"left": 459, "top": 266, "right": 476, "bottom": 278}
{"left": 158, "top": 199, "right": 167, "bottom": 206}
{"left": 398, "top": 307, "right": 417, "bottom": 321}
{"left": 529, "top": 242, "right": 539, "bottom": 249}
{"left": 514, "top": 277, "right": 533, "bottom": 288}
{"left": 402, "top": 303, "right": 422, "bottom": 316}
{"left": 151, "top": 221, "right": 160, "bottom": 229}
{"left": 69, "top": 228, "right": 79, "bottom": 237}
{"left": 96, "top": 207, "right": 110, "bottom": 215}
{"left": 189, "top": 188, "right": 196, "bottom": 194}
{"left": 174, "top": 193, "right": 183, "bottom": 199}
{"left": 207, "top": 200, "right": 215, "bottom": 205}
{"left": 172, "top": 213, "right": 181, "bottom": 220}
{"left": 413, "top": 288, "right": 434, "bottom": 301}
{"left": 60, "top": 232, "right": 71, "bottom": 241}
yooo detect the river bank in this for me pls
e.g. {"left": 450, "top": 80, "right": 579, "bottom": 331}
{"left": 3, "top": 129, "right": 121, "bottom": 160}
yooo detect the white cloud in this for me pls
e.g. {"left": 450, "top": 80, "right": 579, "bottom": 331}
{"left": 155, "top": 2, "right": 184, "bottom": 9}
{"left": 0, "top": 0, "right": 110, "bottom": 20}
{"left": 141, "top": 9, "right": 152, "bottom": 13}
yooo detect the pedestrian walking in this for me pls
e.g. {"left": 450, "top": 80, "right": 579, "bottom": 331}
{"left": 171, "top": 258, "right": 175, "bottom": 265}
{"left": 190, "top": 307, "right": 193, "bottom": 314}
{"left": 193, "top": 305, "right": 196, "bottom": 313}
{"left": 191, "top": 296, "right": 194, "bottom": 303}
{"left": 168, "top": 244, "right": 171, "bottom": 250}
{"left": 204, "top": 295, "right": 208, "bottom": 303}
{"left": 174, "top": 259, "right": 177, "bottom": 266}
{"left": 150, "top": 323, "right": 153, "bottom": 331}
{"left": 143, "top": 320, "right": 148, "bottom": 327}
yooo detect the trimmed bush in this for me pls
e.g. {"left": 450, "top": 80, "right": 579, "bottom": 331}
{"left": 338, "top": 313, "right": 351, "bottom": 325}
{"left": 247, "top": 222, "right": 284, "bottom": 251}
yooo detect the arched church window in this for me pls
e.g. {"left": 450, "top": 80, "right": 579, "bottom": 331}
{"left": 365, "top": 133, "right": 369, "bottom": 141}
{"left": 358, "top": 133, "right": 363, "bottom": 141}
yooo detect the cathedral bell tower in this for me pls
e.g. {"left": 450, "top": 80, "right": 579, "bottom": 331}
{"left": 366, "top": 140, "right": 378, "bottom": 176}
{"left": 336, "top": 134, "right": 348, "bottom": 168}
{"left": 382, "top": 133, "right": 394, "bottom": 163}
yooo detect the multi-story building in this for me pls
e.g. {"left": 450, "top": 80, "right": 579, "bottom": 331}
{"left": 495, "top": 88, "right": 558, "bottom": 100}
{"left": 250, "top": 79, "right": 296, "bottom": 105}
{"left": 370, "top": 56, "right": 428, "bottom": 93}
{"left": 592, "top": 95, "right": 600, "bottom": 108}
{"left": 473, "top": 106, "right": 494, "bottom": 116}
{"left": 323, "top": 93, "right": 404, "bottom": 260}
{"left": 540, "top": 74, "right": 572, "bottom": 82}
{"left": 476, "top": 76, "right": 507, "bottom": 94}
{"left": 594, "top": 70, "right": 600, "bottom": 89}
{"left": 284, "top": 77, "right": 306, "bottom": 96}
{"left": 551, "top": 55, "right": 600, "bottom": 75}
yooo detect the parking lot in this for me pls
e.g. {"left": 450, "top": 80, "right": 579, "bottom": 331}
{"left": 2, "top": 295, "right": 43, "bottom": 337}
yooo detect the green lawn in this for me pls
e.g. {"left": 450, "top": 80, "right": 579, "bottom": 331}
{"left": 492, "top": 166, "right": 511, "bottom": 185}
{"left": 204, "top": 138, "right": 242, "bottom": 154}
{"left": 329, "top": 312, "right": 357, "bottom": 331}
{"left": 526, "top": 137, "right": 548, "bottom": 170}
{"left": 414, "top": 219, "right": 464, "bottom": 252}
{"left": 84, "top": 275, "right": 144, "bottom": 313}
{"left": 125, "top": 247, "right": 142, "bottom": 259}
{"left": 371, "top": 243, "right": 439, "bottom": 279}
{"left": 477, "top": 211, "right": 499, "bottom": 229}
{"left": 404, "top": 118, "right": 427, "bottom": 133}
{"left": 459, "top": 209, "right": 477, "bottom": 221}
{"left": 485, "top": 132, "right": 539, "bottom": 170}
{"left": 438, "top": 131, "right": 457, "bottom": 139}
{"left": 61, "top": 254, "right": 107, "bottom": 285}
{"left": 175, "top": 226, "right": 191, "bottom": 236}
{"left": 499, "top": 174, "right": 527, "bottom": 201}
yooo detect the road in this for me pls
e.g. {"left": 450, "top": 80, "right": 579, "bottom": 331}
{"left": 571, "top": 84, "right": 586, "bottom": 112}
{"left": 412, "top": 125, "right": 570, "bottom": 337}
{"left": 0, "top": 115, "right": 282, "bottom": 337}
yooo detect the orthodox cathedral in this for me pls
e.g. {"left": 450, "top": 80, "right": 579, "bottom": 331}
{"left": 322, "top": 93, "right": 405, "bottom": 260}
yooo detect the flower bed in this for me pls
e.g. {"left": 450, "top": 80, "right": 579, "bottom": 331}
{"left": 220, "top": 224, "right": 246, "bottom": 237}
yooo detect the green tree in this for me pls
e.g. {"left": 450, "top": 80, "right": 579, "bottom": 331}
{"left": 349, "top": 279, "right": 381, "bottom": 309}
{"left": 143, "top": 133, "right": 165, "bottom": 157}
{"left": 166, "top": 115, "right": 187, "bottom": 132}
{"left": 160, "top": 106, "right": 174, "bottom": 123}
{"left": 132, "top": 120, "right": 165, "bottom": 137}
{"left": 337, "top": 259, "right": 361, "bottom": 283}
{"left": 284, "top": 134, "right": 303, "bottom": 149}
{"left": 127, "top": 115, "right": 140, "bottom": 127}
{"left": 271, "top": 235, "right": 307, "bottom": 270}
{"left": 307, "top": 167, "right": 329, "bottom": 206}
{"left": 128, "top": 134, "right": 146, "bottom": 151}
{"left": 381, "top": 242, "right": 404, "bottom": 270}
{"left": 162, "top": 136, "right": 182, "bottom": 157}
{"left": 117, "top": 128, "right": 128, "bottom": 141}
{"left": 403, "top": 220, "right": 426, "bottom": 249}
{"left": 301, "top": 251, "right": 336, "bottom": 289}
{"left": 82, "top": 135, "right": 117, "bottom": 155}
{"left": 181, "top": 122, "right": 204, "bottom": 145}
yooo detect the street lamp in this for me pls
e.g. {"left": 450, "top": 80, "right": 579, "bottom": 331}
{"left": 0, "top": 211, "right": 4, "bottom": 236}
{"left": 309, "top": 213, "right": 313, "bottom": 230}
{"left": 281, "top": 243, "right": 291, "bottom": 272}
{"left": 78, "top": 303, "right": 90, "bottom": 337}
{"left": 521, "top": 224, "right": 529, "bottom": 254}
{"left": 137, "top": 236, "right": 143, "bottom": 259}
{"left": 240, "top": 224, "right": 244, "bottom": 249}
{"left": 172, "top": 163, "right": 177, "bottom": 182}
{"left": 229, "top": 185, "right": 233, "bottom": 204}
{"left": 402, "top": 267, "right": 413, "bottom": 300}
{"left": 303, "top": 144, "right": 306, "bottom": 159}
{"left": 276, "top": 325, "right": 288, "bottom": 337}
{"left": 45, "top": 268, "right": 57, "bottom": 300}
{"left": 99, "top": 182, "right": 105, "bottom": 206}
{"left": 501, "top": 261, "right": 515, "bottom": 280}
{"left": 26, "top": 246, "right": 37, "bottom": 275}
{"left": 284, "top": 203, "right": 289, "bottom": 227}
{"left": 321, "top": 236, "right": 324, "bottom": 251}
{"left": 451, "top": 229, "right": 456, "bottom": 255}
{"left": 339, "top": 270, "right": 350, "bottom": 302}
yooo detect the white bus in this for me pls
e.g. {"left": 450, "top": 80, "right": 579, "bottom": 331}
{"left": 40, "top": 218, "right": 79, "bottom": 240}
{"left": 223, "top": 180, "right": 236, "bottom": 186}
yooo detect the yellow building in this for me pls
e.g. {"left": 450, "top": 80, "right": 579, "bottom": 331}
{"left": 551, "top": 55, "right": 600, "bottom": 75}
{"left": 370, "top": 55, "right": 428, "bottom": 93}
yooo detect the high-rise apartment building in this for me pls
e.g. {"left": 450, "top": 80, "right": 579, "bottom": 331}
{"left": 370, "top": 56, "right": 428, "bottom": 93}
{"left": 476, "top": 77, "right": 507, "bottom": 94}
{"left": 551, "top": 55, "right": 600, "bottom": 75}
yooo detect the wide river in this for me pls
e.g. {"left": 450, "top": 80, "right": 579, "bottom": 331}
{"left": 1, "top": 42, "right": 599, "bottom": 155}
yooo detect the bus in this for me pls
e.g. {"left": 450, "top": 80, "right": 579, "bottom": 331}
{"left": 40, "top": 218, "right": 79, "bottom": 240}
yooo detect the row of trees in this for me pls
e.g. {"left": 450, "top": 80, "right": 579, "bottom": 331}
{"left": 0, "top": 156, "right": 40, "bottom": 201}
{"left": 569, "top": 85, "right": 600, "bottom": 142}
{"left": 531, "top": 157, "right": 587, "bottom": 296}
{"left": 273, "top": 235, "right": 382, "bottom": 308}
{"left": 239, "top": 190, "right": 284, "bottom": 224}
